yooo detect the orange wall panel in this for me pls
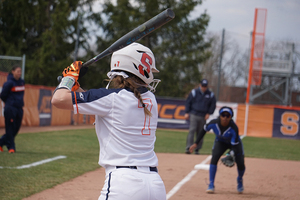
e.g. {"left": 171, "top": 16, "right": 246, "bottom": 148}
{"left": 236, "top": 104, "right": 246, "bottom": 135}
{"left": 51, "top": 105, "right": 72, "bottom": 126}
{"left": 0, "top": 72, "right": 8, "bottom": 127}
{"left": 247, "top": 105, "right": 273, "bottom": 138}
{"left": 236, "top": 104, "right": 273, "bottom": 138}
{"left": 22, "top": 85, "right": 40, "bottom": 126}
{"left": 23, "top": 107, "right": 39, "bottom": 126}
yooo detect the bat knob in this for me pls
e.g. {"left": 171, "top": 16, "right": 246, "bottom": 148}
{"left": 57, "top": 76, "right": 62, "bottom": 83}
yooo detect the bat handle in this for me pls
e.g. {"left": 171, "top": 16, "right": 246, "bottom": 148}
{"left": 82, "top": 59, "right": 94, "bottom": 67}
{"left": 57, "top": 76, "right": 62, "bottom": 83}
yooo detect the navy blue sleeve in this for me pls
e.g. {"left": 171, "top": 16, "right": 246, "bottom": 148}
{"left": 194, "top": 120, "right": 215, "bottom": 145}
{"left": 195, "top": 128, "right": 206, "bottom": 145}
{"left": 72, "top": 88, "right": 123, "bottom": 105}
{"left": 0, "top": 81, "right": 13, "bottom": 102}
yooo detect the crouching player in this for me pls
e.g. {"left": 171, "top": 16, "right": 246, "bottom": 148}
{"left": 189, "top": 106, "right": 245, "bottom": 193}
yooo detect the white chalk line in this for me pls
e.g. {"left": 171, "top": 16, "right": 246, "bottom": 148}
{"left": 167, "top": 136, "right": 246, "bottom": 199}
{"left": 0, "top": 155, "right": 67, "bottom": 169}
{"left": 166, "top": 155, "right": 211, "bottom": 200}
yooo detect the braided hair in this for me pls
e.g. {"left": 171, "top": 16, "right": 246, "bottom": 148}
{"left": 108, "top": 74, "right": 152, "bottom": 117}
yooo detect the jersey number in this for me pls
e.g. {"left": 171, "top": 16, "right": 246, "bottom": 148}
{"left": 139, "top": 98, "right": 153, "bottom": 135}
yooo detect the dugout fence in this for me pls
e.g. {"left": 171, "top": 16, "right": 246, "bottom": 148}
{"left": 0, "top": 55, "right": 26, "bottom": 79}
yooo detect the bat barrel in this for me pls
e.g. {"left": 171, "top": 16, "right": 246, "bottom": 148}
{"left": 166, "top": 8, "right": 175, "bottom": 19}
{"left": 82, "top": 8, "right": 175, "bottom": 68}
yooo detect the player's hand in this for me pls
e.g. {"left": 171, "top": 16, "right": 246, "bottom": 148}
{"left": 79, "top": 65, "right": 88, "bottom": 80}
{"left": 62, "top": 61, "right": 83, "bottom": 82}
{"left": 62, "top": 61, "right": 83, "bottom": 91}
{"left": 205, "top": 113, "right": 210, "bottom": 120}
{"left": 184, "top": 113, "right": 189, "bottom": 120}
{"left": 189, "top": 143, "right": 197, "bottom": 153}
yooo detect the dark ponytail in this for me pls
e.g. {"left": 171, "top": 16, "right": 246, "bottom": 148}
{"left": 110, "top": 75, "right": 152, "bottom": 117}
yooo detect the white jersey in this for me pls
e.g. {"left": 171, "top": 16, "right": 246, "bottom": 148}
{"left": 72, "top": 87, "right": 158, "bottom": 168}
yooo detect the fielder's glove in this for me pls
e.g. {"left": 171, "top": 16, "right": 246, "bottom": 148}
{"left": 221, "top": 151, "right": 235, "bottom": 167}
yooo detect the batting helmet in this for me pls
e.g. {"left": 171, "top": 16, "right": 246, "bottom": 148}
{"left": 109, "top": 43, "right": 160, "bottom": 88}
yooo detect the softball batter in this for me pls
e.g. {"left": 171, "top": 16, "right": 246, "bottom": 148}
{"left": 52, "top": 43, "right": 166, "bottom": 200}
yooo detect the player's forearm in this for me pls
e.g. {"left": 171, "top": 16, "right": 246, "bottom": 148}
{"left": 195, "top": 129, "right": 206, "bottom": 145}
{"left": 51, "top": 89, "right": 73, "bottom": 110}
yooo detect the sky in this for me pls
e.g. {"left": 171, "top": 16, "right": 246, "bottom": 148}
{"left": 192, "top": 0, "right": 300, "bottom": 50}
{"left": 91, "top": 0, "right": 300, "bottom": 54}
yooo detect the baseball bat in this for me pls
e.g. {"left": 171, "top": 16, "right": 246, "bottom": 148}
{"left": 82, "top": 8, "right": 175, "bottom": 67}
{"left": 58, "top": 8, "right": 174, "bottom": 83}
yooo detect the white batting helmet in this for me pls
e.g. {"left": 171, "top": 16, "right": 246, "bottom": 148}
{"left": 110, "top": 43, "right": 160, "bottom": 87}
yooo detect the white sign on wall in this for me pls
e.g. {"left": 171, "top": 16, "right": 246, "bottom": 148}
{"left": 262, "top": 48, "right": 293, "bottom": 74}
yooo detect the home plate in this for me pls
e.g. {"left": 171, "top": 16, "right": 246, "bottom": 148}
{"left": 194, "top": 164, "right": 210, "bottom": 170}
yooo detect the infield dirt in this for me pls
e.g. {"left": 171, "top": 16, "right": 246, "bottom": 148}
{"left": 13, "top": 125, "right": 300, "bottom": 200}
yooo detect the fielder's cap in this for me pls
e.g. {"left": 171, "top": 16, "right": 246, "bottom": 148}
{"left": 219, "top": 107, "right": 233, "bottom": 116}
{"left": 201, "top": 79, "right": 208, "bottom": 86}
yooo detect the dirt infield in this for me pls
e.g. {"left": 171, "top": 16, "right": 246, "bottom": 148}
{"left": 14, "top": 125, "right": 300, "bottom": 200}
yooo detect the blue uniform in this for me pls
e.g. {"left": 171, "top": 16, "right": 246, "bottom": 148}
{"left": 195, "top": 117, "right": 245, "bottom": 192}
{"left": 195, "top": 118, "right": 245, "bottom": 167}
{"left": 0, "top": 73, "right": 25, "bottom": 151}
{"left": 196, "top": 118, "right": 240, "bottom": 146}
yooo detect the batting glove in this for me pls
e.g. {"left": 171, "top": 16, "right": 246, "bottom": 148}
{"left": 61, "top": 61, "right": 84, "bottom": 91}
{"left": 62, "top": 61, "right": 83, "bottom": 82}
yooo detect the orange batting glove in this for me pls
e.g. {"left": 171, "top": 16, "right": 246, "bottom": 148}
{"left": 71, "top": 81, "right": 80, "bottom": 91}
{"left": 62, "top": 61, "right": 83, "bottom": 82}
{"left": 62, "top": 61, "right": 82, "bottom": 91}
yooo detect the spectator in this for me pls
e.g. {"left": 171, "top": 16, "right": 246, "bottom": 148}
{"left": 184, "top": 79, "right": 216, "bottom": 154}
{"left": 0, "top": 66, "right": 25, "bottom": 153}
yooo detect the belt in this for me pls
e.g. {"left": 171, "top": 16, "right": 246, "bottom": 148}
{"left": 116, "top": 166, "right": 158, "bottom": 172}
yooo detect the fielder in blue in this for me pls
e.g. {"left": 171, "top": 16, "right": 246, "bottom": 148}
{"left": 189, "top": 106, "right": 245, "bottom": 194}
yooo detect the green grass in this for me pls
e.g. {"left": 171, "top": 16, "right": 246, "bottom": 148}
{"left": 155, "top": 129, "right": 300, "bottom": 161}
{"left": 0, "top": 128, "right": 299, "bottom": 199}
{"left": 0, "top": 129, "right": 99, "bottom": 200}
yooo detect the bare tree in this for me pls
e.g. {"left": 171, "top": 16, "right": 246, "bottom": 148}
{"left": 201, "top": 31, "right": 250, "bottom": 91}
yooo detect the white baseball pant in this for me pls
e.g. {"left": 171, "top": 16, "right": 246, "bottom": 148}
{"left": 99, "top": 166, "right": 166, "bottom": 200}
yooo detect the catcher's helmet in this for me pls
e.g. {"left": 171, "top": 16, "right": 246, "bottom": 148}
{"left": 110, "top": 43, "right": 160, "bottom": 84}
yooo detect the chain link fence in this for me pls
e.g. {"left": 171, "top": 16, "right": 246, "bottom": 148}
{"left": 0, "top": 55, "right": 26, "bottom": 79}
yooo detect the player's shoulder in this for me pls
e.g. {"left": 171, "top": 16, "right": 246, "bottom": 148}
{"left": 3, "top": 79, "right": 14, "bottom": 87}
{"left": 204, "top": 89, "right": 215, "bottom": 97}
{"left": 203, "top": 118, "right": 218, "bottom": 131}
{"left": 208, "top": 118, "right": 218, "bottom": 125}
{"left": 205, "top": 118, "right": 218, "bottom": 128}
{"left": 78, "top": 88, "right": 124, "bottom": 103}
